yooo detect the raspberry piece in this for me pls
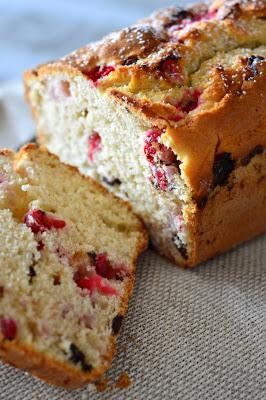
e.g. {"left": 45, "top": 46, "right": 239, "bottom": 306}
{"left": 144, "top": 129, "right": 163, "bottom": 163}
{"left": 169, "top": 113, "right": 184, "bottom": 122}
{"left": 37, "top": 240, "right": 44, "bottom": 251}
{"left": 24, "top": 209, "right": 66, "bottom": 234}
{"left": 150, "top": 167, "right": 168, "bottom": 191}
{"left": 0, "top": 317, "right": 17, "bottom": 340}
{"left": 175, "top": 89, "right": 201, "bottom": 114}
{"left": 153, "top": 168, "right": 168, "bottom": 191}
{"left": 160, "top": 58, "right": 182, "bottom": 83}
{"left": 182, "top": 89, "right": 201, "bottom": 112}
{"left": 95, "top": 253, "right": 126, "bottom": 280}
{"left": 88, "top": 132, "right": 102, "bottom": 162}
{"left": 169, "top": 9, "right": 217, "bottom": 34}
{"left": 76, "top": 274, "right": 118, "bottom": 296}
{"left": 85, "top": 65, "right": 115, "bottom": 83}
{"left": 144, "top": 129, "right": 176, "bottom": 165}
{"left": 144, "top": 128, "right": 181, "bottom": 191}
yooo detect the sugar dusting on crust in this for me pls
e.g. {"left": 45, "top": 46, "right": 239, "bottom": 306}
{"left": 38, "top": 0, "right": 265, "bottom": 133}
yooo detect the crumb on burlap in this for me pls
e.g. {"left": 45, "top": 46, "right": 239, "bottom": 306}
{"left": 95, "top": 377, "right": 110, "bottom": 392}
{"left": 115, "top": 372, "right": 132, "bottom": 388}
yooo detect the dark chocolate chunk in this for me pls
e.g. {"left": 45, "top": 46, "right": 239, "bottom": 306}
{"left": 87, "top": 252, "right": 97, "bottom": 264}
{"left": 172, "top": 235, "right": 188, "bottom": 260}
{"left": 241, "top": 145, "right": 263, "bottom": 166}
{"left": 69, "top": 343, "right": 92, "bottom": 373}
{"left": 122, "top": 56, "right": 139, "bottom": 66}
{"left": 112, "top": 315, "right": 123, "bottom": 335}
{"left": 177, "top": 243, "right": 188, "bottom": 260}
{"left": 194, "top": 195, "right": 208, "bottom": 209}
{"left": 102, "top": 177, "right": 122, "bottom": 186}
{"left": 213, "top": 152, "right": 235, "bottom": 187}
{"left": 53, "top": 275, "right": 61, "bottom": 285}
{"left": 172, "top": 9, "right": 192, "bottom": 20}
{"left": 28, "top": 266, "right": 36, "bottom": 284}
{"left": 0, "top": 286, "right": 4, "bottom": 298}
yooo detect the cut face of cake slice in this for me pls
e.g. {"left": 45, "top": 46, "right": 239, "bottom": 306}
{"left": 0, "top": 145, "right": 147, "bottom": 388}
{"left": 24, "top": 0, "right": 266, "bottom": 266}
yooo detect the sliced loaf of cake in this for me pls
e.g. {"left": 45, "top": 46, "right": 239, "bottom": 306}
{"left": 0, "top": 145, "right": 147, "bottom": 388}
{"left": 24, "top": 0, "right": 266, "bottom": 267}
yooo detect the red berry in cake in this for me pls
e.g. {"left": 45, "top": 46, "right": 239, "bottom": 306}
{"left": 24, "top": 209, "right": 66, "bottom": 234}
{"left": 150, "top": 166, "right": 169, "bottom": 191}
{"left": 160, "top": 57, "right": 182, "bottom": 83}
{"left": 37, "top": 240, "right": 45, "bottom": 251}
{"left": 88, "top": 132, "right": 102, "bottom": 162}
{"left": 0, "top": 317, "right": 17, "bottom": 340}
{"left": 144, "top": 129, "right": 176, "bottom": 164}
{"left": 168, "top": 8, "right": 217, "bottom": 35}
{"left": 86, "top": 65, "right": 115, "bottom": 84}
{"left": 175, "top": 88, "right": 202, "bottom": 114}
{"left": 182, "top": 89, "right": 201, "bottom": 113}
{"left": 76, "top": 274, "right": 118, "bottom": 296}
{"left": 144, "top": 129, "right": 181, "bottom": 191}
{"left": 95, "top": 253, "right": 127, "bottom": 280}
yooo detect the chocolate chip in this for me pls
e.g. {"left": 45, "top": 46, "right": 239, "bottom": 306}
{"left": 122, "top": 56, "right": 138, "bottom": 66}
{"left": 241, "top": 145, "right": 263, "bottom": 166}
{"left": 87, "top": 252, "right": 97, "bottom": 264}
{"left": 172, "top": 235, "right": 188, "bottom": 260}
{"left": 0, "top": 287, "right": 4, "bottom": 298}
{"left": 28, "top": 266, "right": 36, "bottom": 284}
{"left": 53, "top": 275, "right": 61, "bottom": 285}
{"left": 102, "top": 177, "right": 122, "bottom": 186}
{"left": 194, "top": 195, "right": 208, "bottom": 209}
{"left": 163, "top": 9, "right": 194, "bottom": 27}
{"left": 172, "top": 9, "right": 192, "bottom": 20}
{"left": 112, "top": 315, "right": 123, "bottom": 335}
{"left": 213, "top": 152, "right": 235, "bottom": 187}
{"left": 69, "top": 343, "right": 92, "bottom": 373}
{"left": 177, "top": 244, "right": 188, "bottom": 260}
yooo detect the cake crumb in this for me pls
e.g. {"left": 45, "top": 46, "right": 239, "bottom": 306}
{"left": 95, "top": 377, "right": 109, "bottom": 392}
{"left": 115, "top": 372, "right": 132, "bottom": 388}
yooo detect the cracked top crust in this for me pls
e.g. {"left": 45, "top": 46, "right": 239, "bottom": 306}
{"left": 25, "top": 0, "right": 266, "bottom": 196}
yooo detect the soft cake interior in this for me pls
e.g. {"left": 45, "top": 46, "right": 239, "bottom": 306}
{"left": 26, "top": 45, "right": 266, "bottom": 265}
{"left": 0, "top": 148, "right": 145, "bottom": 379}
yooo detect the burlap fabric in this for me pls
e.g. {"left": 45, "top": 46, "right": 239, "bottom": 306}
{"left": 1, "top": 234, "right": 265, "bottom": 400}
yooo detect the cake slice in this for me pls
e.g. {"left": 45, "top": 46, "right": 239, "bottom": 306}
{"left": 24, "top": 0, "right": 266, "bottom": 266}
{"left": 0, "top": 145, "right": 147, "bottom": 388}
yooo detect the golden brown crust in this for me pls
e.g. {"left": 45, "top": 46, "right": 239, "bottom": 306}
{"left": 164, "top": 62, "right": 266, "bottom": 196}
{"left": 0, "top": 145, "right": 147, "bottom": 388}
{"left": 189, "top": 151, "right": 266, "bottom": 265}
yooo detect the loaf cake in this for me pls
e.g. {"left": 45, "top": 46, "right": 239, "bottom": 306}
{"left": 24, "top": 0, "right": 266, "bottom": 267}
{"left": 0, "top": 145, "right": 147, "bottom": 388}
